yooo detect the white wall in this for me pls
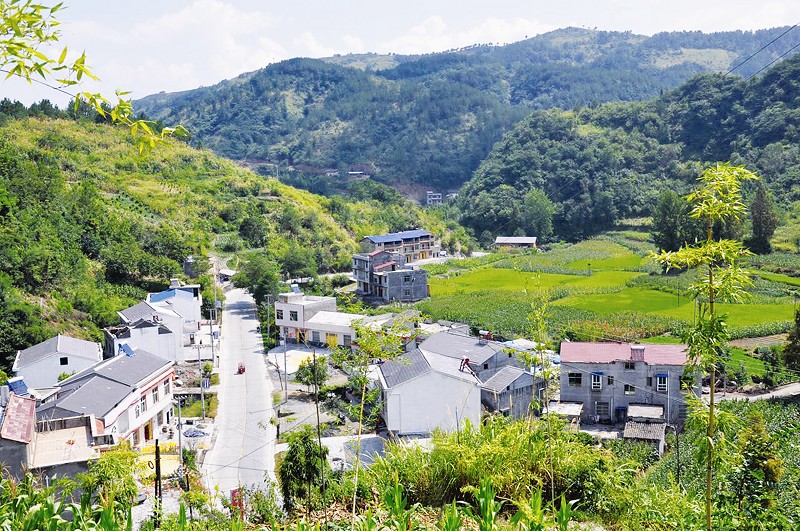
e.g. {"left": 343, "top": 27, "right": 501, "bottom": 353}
{"left": 384, "top": 372, "right": 480, "bottom": 435}
{"left": 113, "top": 328, "right": 177, "bottom": 363}
{"left": 16, "top": 356, "right": 99, "bottom": 389}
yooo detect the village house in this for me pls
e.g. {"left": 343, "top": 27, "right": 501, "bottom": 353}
{"left": 117, "top": 301, "right": 184, "bottom": 358}
{"left": 373, "top": 330, "right": 539, "bottom": 434}
{"left": 376, "top": 348, "right": 481, "bottom": 435}
{"left": 12, "top": 335, "right": 103, "bottom": 390}
{"left": 426, "top": 191, "right": 443, "bottom": 206}
{"left": 623, "top": 403, "right": 668, "bottom": 455}
{"left": 352, "top": 250, "right": 428, "bottom": 303}
{"left": 146, "top": 278, "right": 204, "bottom": 324}
{"left": 360, "top": 229, "right": 441, "bottom": 263}
{"left": 36, "top": 347, "right": 175, "bottom": 448}
{"left": 103, "top": 318, "right": 178, "bottom": 362}
{"left": 558, "top": 342, "right": 695, "bottom": 425}
{"left": 274, "top": 292, "right": 338, "bottom": 344}
{"left": 494, "top": 236, "right": 538, "bottom": 250}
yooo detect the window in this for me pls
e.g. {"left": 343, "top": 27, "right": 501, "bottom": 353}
{"left": 276, "top": 309, "right": 284, "bottom": 320}
{"left": 152, "top": 387, "right": 159, "bottom": 403}
{"left": 312, "top": 331, "right": 320, "bottom": 343}
{"left": 591, "top": 373, "right": 602, "bottom": 391}
{"left": 134, "top": 404, "right": 140, "bottom": 418}
{"left": 289, "top": 311, "right": 298, "bottom": 321}
{"left": 647, "top": 377, "right": 653, "bottom": 387}
{"left": 657, "top": 375, "right": 668, "bottom": 393}
{"left": 679, "top": 404, "right": 688, "bottom": 419}
{"left": 483, "top": 363, "right": 489, "bottom": 370}
{"left": 595, "top": 402, "right": 610, "bottom": 417}
{"left": 343, "top": 334, "right": 352, "bottom": 346}
{"left": 163, "top": 379, "right": 170, "bottom": 396}
{"left": 60, "top": 357, "right": 68, "bottom": 366}
{"left": 607, "top": 375, "right": 615, "bottom": 385}
{"left": 140, "top": 395, "right": 147, "bottom": 413}
{"left": 403, "top": 289, "right": 411, "bottom": 297}
{"left": 403, "top": 275, "right": 411, "bottom": 283}
{"left": 624, "top": 384, "right": 635, "bottom": 395}
{"left": 624, "top": 361, "right": 635, "bottom": 370}
{"left": 568, "top": 373, "right": 582, "bottom": 387}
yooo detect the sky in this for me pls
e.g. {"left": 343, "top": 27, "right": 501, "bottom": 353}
{"left": 6, "top": 0, "right": 800, "bottom": 108}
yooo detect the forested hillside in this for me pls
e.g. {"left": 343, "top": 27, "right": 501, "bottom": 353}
{"left": 0, "top": 113, "right": 468, "bottom": 371}
{"left": 458, "top": 53, "right": 800, "bottom": 241}
{"left": 134, "top": 27, "right": 799, "bottom": 192}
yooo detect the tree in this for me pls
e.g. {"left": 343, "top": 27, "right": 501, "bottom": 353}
{"left": 232, "top": 251, "right": 281, "bottom": 306}
{"left": 523, "top": 188, "right": 554, "bottom": 242}
{"left": 331, "top": 320, "right": 409, "bottom": 522}
{"left": 651, "top": 189, "right": 699, "bottom": 252}
{"left": 277, "top": 425, "right": 329, "bottom": 510}
{"left": 0, "top": 0, "right": 186, "bottom": 151}
{"left": 656, "top": 162, "right": 757, "bottom": 531}
{"left": 295, "top": 356, "right": 328, "bottom": 392}
{"left": 731, "top": 412, "right": 783, "bottom": 518}
{"left": 747, "top": 182, "right": 779, "bottom": 254}
{"left": 782, "top": 308, "right": 800, "bottom": 372}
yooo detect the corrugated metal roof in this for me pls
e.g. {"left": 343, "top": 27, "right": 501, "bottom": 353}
{"left": 623, "top": 421, "right": 666, "bottom": 441}
{"left": 148, "top": 289, "right": 193, "bottom": 304}
{"left": 423, "top": 350, "right": 481, "bottom": 382}
{"left": 627, "top": 404, "right": 664, "bottom": 419}
{"left": 15, "top": 335, "right": 102, "bottom": 368}
{"left": 560, "top": 342, "right": 688, "bottom": 366}
{"left": 495, "top": 236, "right": 538, "bottom": 245}
{"left": 379, "top": 350, "right": 431, "bottom": 387}
{"left": 118, "top": 302, "right": 180, "bottom": 324}
{"left": 1, "top": 393, "right": 36, "bottom": 443}
{"left": 481, "top": 366, "right": 527, "bottom": 393}
{"left": 364, "top": 229, "right": 432, "bottom": 244}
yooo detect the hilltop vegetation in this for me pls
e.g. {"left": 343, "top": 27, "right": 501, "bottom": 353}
{"left": 0, "top": 113, "right": 471, "bottom": 370}
{"left": 134, "top": 27, "right": 799, "bottom": 192}
{"left": 458, "top": 53, "right": 800, "bottom": 241}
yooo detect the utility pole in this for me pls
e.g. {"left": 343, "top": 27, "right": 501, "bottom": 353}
{"left": 174, "top": 399, "right": 183, "bottom": 465}
{"left": 265, "top": 294, "right": 273, "bottom": 350}
{"left": 197, "top": 344, "right": 206, "bottom": 420}
{"left": 154, "top": 438, "right": 162, "bottom": 528}
{"left": 209, "top": 309, "right": 216, "bottom": 401}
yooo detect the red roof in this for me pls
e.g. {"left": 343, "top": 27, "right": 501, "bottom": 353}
{"left": 367, "top": 250, "right": 384, "bottom": 257}
{"left": 374, "top": 261, "right": 397, "bottom": 271}
{"left": 1, "top": 394, "right": 36, "bottom": 443}
{"left": 560, "top": 342, "right": 688, "bottom": 366}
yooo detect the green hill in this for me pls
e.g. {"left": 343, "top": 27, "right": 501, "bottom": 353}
{"left": 0, "top": 115, "right": 468, "bottom": 370}
{"left": 457, "top": 53, "right": 800, "bottom": 241}
{"left": 133, "top": 27, "right": 799, "bottom": 192}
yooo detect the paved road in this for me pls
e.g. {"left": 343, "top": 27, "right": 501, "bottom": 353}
{"left": 203, "top": 288, "right": 276, "bottom": 500}
{"left": 721, "top": 381, "right": 800, "bottom": 401}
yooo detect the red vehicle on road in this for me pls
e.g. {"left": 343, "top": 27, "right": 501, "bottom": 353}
{"left": 237, "top": 362, "right": 245, "bottom": 374}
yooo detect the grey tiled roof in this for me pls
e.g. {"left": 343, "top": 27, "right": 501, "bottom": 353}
{"left": 480, "top": 366, "right": 526, "bottom": 393}
{"left": 15, "top": 335, "right": 101, "bottom": 368}
{"left": 419, "top": 331, "right": 501, "bottom": 365}
{"left": 379, "top": 349, "right": 431, "bottom": 388}
{"left": 41, "top": 349, "right": 173, "bottom": 421}
{"left": 623, "top": 421, "right": 666, "bottom": 441}
{"left": 119, "top": 302, "right": 160, "bottom": 323}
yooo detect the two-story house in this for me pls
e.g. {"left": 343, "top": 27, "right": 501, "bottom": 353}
{"left": 274, "top": 292, "right": 337, "bottom": 344}
{"left": 558, "top": 342, "right": 695, "bottom": 425}
{"left": 12, "top": 335, "right": 103, "bottom": 390}
{"left": 36, "top": 347, "right": 175, "bottom": 448}
{"left": 360, "top": 229, "right": 440, "bottom": 263}
{"left": 352, "top": 250, "right": 428, "bottom": 303}
{"left": 103, "top": 318, "right": 178, "bottom": 361}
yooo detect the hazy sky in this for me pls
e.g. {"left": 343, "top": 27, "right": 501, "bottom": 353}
{"left": 6, "top": 0, "right": 800, "bottom": 107}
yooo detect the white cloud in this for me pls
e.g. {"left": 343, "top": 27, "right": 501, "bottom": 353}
{"left": 294, "top": 31, "right": 337, "bottom": 58}
{"left": 381, "top": 15, "right": 555, "bottom": 54}
{"left": 341, "top": 35, "right": 366, "bottom": 54}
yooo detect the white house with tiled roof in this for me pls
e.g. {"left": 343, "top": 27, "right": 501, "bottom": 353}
{"left": 13, "top": 335, "right": 103, "bottom": 390}
{"left": 376, "top": 348, "right": 481, "bottom": 435}
{"left": 558, "top": 342, "right": 698, "bottom": 425}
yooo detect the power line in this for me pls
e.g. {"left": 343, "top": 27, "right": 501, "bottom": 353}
{"left": 746, "top": 40, "right": 800, "bottom": 81}
{"left": 726, "top": 23, "right": 800, "bottom": 75}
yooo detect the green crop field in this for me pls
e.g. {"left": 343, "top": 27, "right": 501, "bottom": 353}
{"left": 420, "top": 237, "right": 796, "bottom": 343}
